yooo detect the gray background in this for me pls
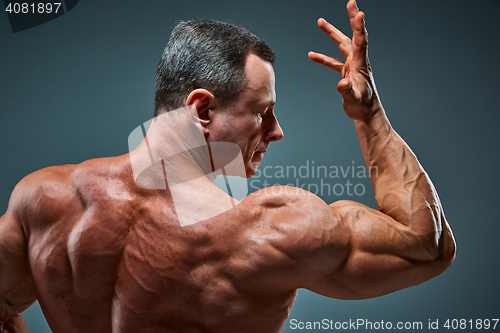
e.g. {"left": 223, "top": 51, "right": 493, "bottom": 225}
{"left": 1, "top": 0, "right": 499, "bottom": 332}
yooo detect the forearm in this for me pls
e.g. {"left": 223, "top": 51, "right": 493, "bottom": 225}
{"left": 355, "top": 110, "right": 452, "bottom": 258}
{"left": 0, "top": 297, "right": 33, "bottom": 333}
{"left": 0, "top": 316, "right": 29, "bottom": 333}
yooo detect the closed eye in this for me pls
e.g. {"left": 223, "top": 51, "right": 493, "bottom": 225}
{"left": 255, "top": 103, "right": 275, "bottom": 121}
{"left": 255, "top": 109, "right": 269, "bottom": 122}
{"left": 262, "top": 106, "right": 274, "bottom": 117}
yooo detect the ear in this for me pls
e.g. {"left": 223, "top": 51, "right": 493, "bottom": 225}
{"left": 185, "top": 89, "right": 215, "bottom": 134}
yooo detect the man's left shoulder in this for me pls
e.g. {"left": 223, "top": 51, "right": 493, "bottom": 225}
{"left": 231, "top": 186, "right": 349, "bottom": 291}
{"left": 242, "top": 185, "right": 337, "bottom": 221}
{"left": 239, "top": 185, "right": 346, "bottom": 253}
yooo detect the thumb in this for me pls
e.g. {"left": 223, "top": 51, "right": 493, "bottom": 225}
{"left": 337, "top": 78, "right": 353, "bottom": 97}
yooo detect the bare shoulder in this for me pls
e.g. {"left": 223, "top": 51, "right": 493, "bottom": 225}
{"left": 236, "top": 186, "right": 350, "bottom": 288}
{"left": 7, "top": 164, "right": 78, "bottom": 226}
{"left": 8, "top": 156, "right": 129, "bottom": 229}
{"left": 0, "top": 164, "right": 80, "bottom": 322}
{"left": 241, "top": 185, "right": 343, "bottom": 229}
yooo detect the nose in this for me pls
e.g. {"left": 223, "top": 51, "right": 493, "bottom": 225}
{"left": 264, "top": 115, "right": 284, "bottom": 142}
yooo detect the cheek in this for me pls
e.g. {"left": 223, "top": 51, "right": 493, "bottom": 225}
{"left": 214, "top": 114, "right": 262, "bottom": 158}
{"left": 238, "top": 122, "right": 261, "bottom": 148}
{"left": 244, "top": 131, "right": 261, "bottom": 154}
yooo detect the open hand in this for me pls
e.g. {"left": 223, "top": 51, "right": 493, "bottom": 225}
{"left": 309, "top": 0, "right": 383, "bottom": 122}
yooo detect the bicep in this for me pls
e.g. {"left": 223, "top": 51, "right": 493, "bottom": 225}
{"left": 300, "top": 200, "right": 449, "bottom": 300}
{"left": 245, "top": 188, "right": 450, "bottom": 300}
{"left": 0, "top": 209, "right": 36, "bottom": 323}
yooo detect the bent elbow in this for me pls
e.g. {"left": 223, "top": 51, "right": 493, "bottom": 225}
{"left": 433, "top": 222, "right": 456, "bottom": 275}
{"left": 427, "top": 211, "right": 456, "bottom": 266}
{"left": 441, "top": 228, "right": 456, "bottom": 266}
{"left": 419, "top": 218, "right": 455, "bottom": 274}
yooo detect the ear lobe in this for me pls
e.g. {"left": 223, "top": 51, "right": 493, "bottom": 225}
{"left": 198, "top": 110, "right": 211, "bottom": 134}
{"left": 185, "top": 89, "right": 215, "bottom": 135}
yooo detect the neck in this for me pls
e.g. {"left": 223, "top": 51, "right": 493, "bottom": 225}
{"left": 129, "top": 106, "right": 218, "bottom": 188}
{"left": 128, "top": 106, "right": 246, "bottom": 226}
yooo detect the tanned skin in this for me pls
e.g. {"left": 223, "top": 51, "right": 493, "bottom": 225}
{"left": 0, "top": 1, "right": 455, "bottom": 332}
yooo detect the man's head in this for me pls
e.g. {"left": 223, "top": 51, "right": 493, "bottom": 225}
{"left": 154, "top": 19, "right": 276, "bottom": 115}
{"left": 155, "top": 19, "right": 283, "bottom": 177}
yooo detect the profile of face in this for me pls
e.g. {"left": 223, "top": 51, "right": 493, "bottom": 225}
{"left": 206, "top": 53, "right": 284, "bottom": 177}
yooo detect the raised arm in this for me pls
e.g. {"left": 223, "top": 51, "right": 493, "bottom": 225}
{"left": 0, "top": 181, "right": 36, "bottom": 333}
{"left": 299, "top": 0, "right": 456, "bottom": 299}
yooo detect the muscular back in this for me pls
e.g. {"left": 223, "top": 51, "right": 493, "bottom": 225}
{"left": 1, "top": 3, "right": 456, "bottom": 331}
{"left": 1, "top": 141, "right": 455, "bottom": 333}
{"left": 13, "top": 155, "right": 341, "bottom": 333}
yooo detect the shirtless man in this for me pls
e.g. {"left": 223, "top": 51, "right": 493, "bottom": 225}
{"left": 0, "top": 1, "right": 455, "bottom": 332}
